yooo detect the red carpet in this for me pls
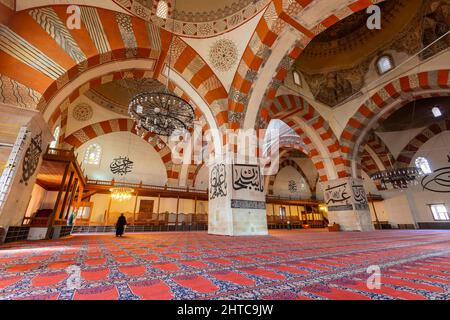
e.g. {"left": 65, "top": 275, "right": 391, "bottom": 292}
{"left": 0, "top": 230, "right": 449, "bottom": 300}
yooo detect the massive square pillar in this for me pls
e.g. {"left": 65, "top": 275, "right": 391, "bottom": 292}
{"left": 208, "top": 161, "right": 268, "bottom": 236}
{"left": 322, "top": 178, "right": 374, "bottom": 232}
{"left": 0, "top": 104, "right": 53, "bottom": 236}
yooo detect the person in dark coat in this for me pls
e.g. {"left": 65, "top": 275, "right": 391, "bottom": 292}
{"left": 116, "top": 213, "right": 127, "bottom": 237}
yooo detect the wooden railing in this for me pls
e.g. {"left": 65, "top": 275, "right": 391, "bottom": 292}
{"left": 265, "top": 195, "right": 320, "bottom": 205}
{"left": 86, "top": 179, "right": 207, "bottom": 194}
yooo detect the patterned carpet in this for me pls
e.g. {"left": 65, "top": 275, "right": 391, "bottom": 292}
{"left": 1, "top": 229, "right": 450, "bottom": 300}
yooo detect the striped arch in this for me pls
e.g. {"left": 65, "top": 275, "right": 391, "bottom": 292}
{"left": 0, "top": 5, "right": 227, "bottom": 129}
{"left": 360, "top": 149, "right": 383, "bottom": 190}
{"left": 397, "top": 119, "right": 450, "bottom": 167}
{"left": 267, "top": 159, "right": 312, "bottom": 195}
{"left": 271, "top": 95, "right": 344, "bottom": 181}
{"left": 340, "top": 69, "right": 450, "bottom": 177}
{"left": 361, "top": 150, "right": 379, "bottom": 177}
{"left": 365, "top": 133, "right": 394, "bottom": 170}
{"left": 229, "top": 0, "right": 387, "bottom": 129}
{"left": 47, "top": 69, "right": 209, "bottom": 146}
{"left": 64, "top": 118, "right": 180, "bottom": 186}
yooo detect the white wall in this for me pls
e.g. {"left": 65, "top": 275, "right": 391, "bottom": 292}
{"left": 194, "top": 165, "right": 209, "bottom": 189}
{"left": 25, "top": 184, "right": 46, "bottom": 218}
{"left": 76, "top": 131, "right": 168, "bottom": 185}
{"left": 273, "top": 166, "right": 312, "bottom": 198}
{"left": 374, "top": 131, "right": 450, "bottom": 226}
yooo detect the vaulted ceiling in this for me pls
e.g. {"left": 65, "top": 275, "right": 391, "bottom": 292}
{"left": 1, "top": 0, "right": 449, "bottom": 186}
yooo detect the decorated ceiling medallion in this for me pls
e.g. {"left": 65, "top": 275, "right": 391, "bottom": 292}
{"left": 208, "top": 39, "right": 238, "bottom": 72}
{"left": 72, "top": 104, "right": 93, "bottom": 121}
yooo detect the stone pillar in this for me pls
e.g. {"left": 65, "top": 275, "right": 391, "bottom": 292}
{"left": 0, "top": 104, "right": 53, "bottom": 233}
{"left": 321, "top": 177, "right": 374, "bottom": 232}
{"left": 208, "top": 160, "right": 268, "bottom": 236}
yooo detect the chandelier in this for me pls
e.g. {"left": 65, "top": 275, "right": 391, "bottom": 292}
{"left": 128, "top": 1, "right": 194, "bottom": 137}
{"left": 129, "top": 91, "right": 194, "bottom": 136}
{"left": 370, "top": 167, "right": 424, "bottom": 189}
{"left": 109, "top": 187, "right": 134, "bottom": 202}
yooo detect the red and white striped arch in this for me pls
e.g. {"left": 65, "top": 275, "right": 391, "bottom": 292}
{"left": 0, "top": 5, "right": 226, "bottom": 132}
{"left": 64, "top": 118, "right": 181, "bottom": 186}
{"left": 340, "top": 69, "right": 450, "bottom": 177}
{"left": 48, "top": 69, "right": 209, "bottom": 147}
{"left": 229, "top": 0, "right": 387, "bottom": 129}
{"left": 271, "top": 95, "right": 344, "bottom": 181}
{"left": 397, "top": 119, "right": 450, "bottom": 167}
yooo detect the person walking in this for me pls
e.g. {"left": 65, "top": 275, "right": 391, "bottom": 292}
{"left": 67, "top": 210, "right": 76, "bottom": 226}
{"left": 116, "top": 213, "right": 127, "bottom": 237}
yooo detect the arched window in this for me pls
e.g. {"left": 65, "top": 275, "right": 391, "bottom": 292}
{"left": 432, "top": 106, "right": 443, "bottom": 118}
{"left": 415, "top": 157, "right": 432, "bottom": 174}
{"left": 156, "top": 0, "right": 168, "bottom": 19}
{"left": 49, "top": 126, "right": 60, "bottom": 149}
{"left": 84, "top": 143, "right": 102, "bottom": 165}
{"left": 293, "top": 71, "right": 302, "bottom": 86}
{"left": 376, "top": 55, "right": 394, "bottom": 74}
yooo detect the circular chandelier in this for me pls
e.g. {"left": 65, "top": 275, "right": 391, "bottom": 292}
{"left": 370, "top": 167, "right": 424, "bottom": 189}
{"left": 128, "top": 91, "right": 195, "bottom": 136}
{"left": 109, "top": 187, "right": 134, "bottom": 202}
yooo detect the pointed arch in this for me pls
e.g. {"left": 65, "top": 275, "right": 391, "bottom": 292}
{"left": 0, "top": 5, "right": 227, "bottom": 131}
{"left": 270, "top": 95, "right": 343, "bottom": 181}
{"left": 267, "top": 159, "right": 313, "bottom": 196}
{"left": 64, "top": 118, "right": 181, "bottom": 186}
{"left": 397, "top": 119, "right": 450, "bottom": 167}
{"left": 229, "top": 0, "right": 388, "bottom": 129}
{"left": 340, "top": 69, "right": 450, "bottom": 177}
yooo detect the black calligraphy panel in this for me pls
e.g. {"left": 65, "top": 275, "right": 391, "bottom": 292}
{"left": 232, "top": 164, "right": 264, "bottom": 192}
{"left": 352, "top": 184, "right": 369, "bottom": 210}
{"left": 20, "top": 132, "right": 42, "bottom": 186}
{"left": 110, "top": 156, "right": 133, "bottom": 176}
{"left": 421, "top": 167, "right": 450, "bottom": 193}
{"left": 209, "top": 164, "right": 227, "bottom": 200}
{"left": 324, "top": 182, "right": 353, "bottom": 211}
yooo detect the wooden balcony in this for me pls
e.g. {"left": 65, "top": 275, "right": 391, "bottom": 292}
{"left": 85, "top": 179, "right": 208, "bottom": 200}
{"left": 265, "top": 194, "right": 320, "bottom": 205}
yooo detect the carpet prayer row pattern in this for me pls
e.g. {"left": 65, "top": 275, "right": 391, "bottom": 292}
{"left": 1, "top": 230, "right": 450, "bottom": 300}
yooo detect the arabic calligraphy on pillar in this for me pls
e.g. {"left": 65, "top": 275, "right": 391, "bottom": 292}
{"left": 324, "top": 182, "right": 351, "bottom": 205}
{"left": 352, "top": 184, "right": 369, "bottom": 210}
{"left": 209, "top": 164, "right": 227, "bottom": 200}
{"left": 232, "top": 164, "right": 264, "bottom": 192}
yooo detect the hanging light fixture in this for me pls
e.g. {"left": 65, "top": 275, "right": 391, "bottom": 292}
{"left": 129, "top": 0, "right": 194, "bottom": 137}
{"left": 370, "top": 94, "right": 424, "bottom": 189}
{"left": 370, "top": 167, "right": 424, "bottom": 190}
{"left": 109, "top": 187, "right": 134, "bottom": 202}
{"left": 129, "top": 91, "right": 195, "bottom": 136}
